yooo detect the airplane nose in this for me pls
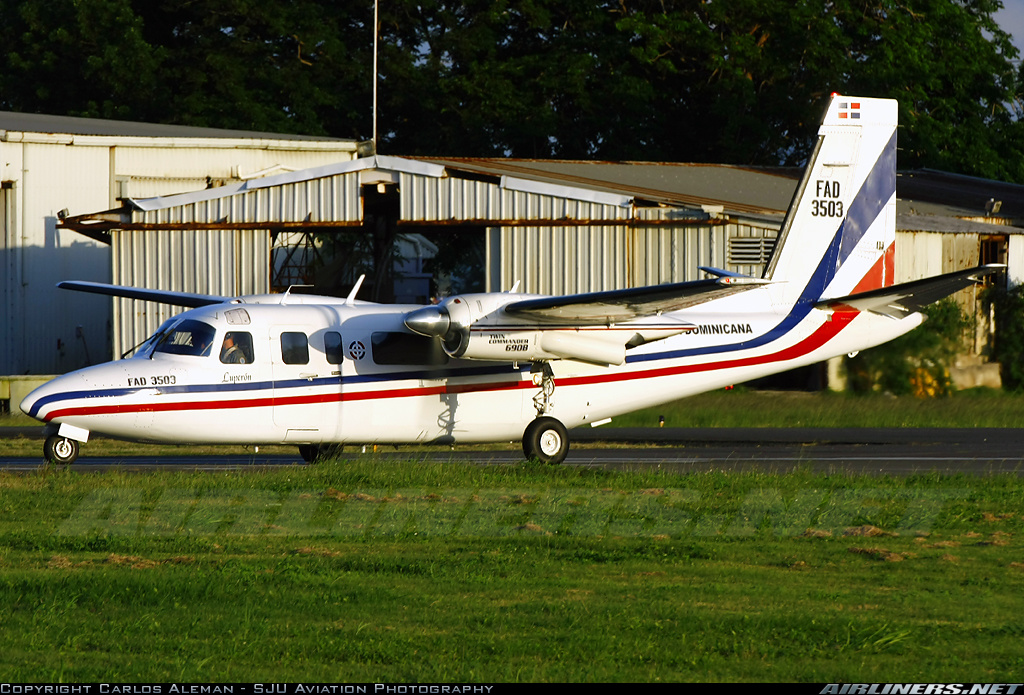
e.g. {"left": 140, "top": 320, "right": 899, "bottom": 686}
{"left": 404, "top": 305, "right": 451, "bottom": 338}
{"left": 20, "top": 381, "right": 52, "bottom": 420}
{"left": 19, "top": 372, "right": 87, "bottom": 421}
{"left": 19, "top": 390, "right": 38, "bottom": 418}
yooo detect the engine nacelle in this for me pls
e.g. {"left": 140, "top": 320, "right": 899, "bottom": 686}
{"left": 404, "top": 293, "right": 632, "bottom": 366}
{"left": 453, "top": 329, "right": 626, "bottom": 366}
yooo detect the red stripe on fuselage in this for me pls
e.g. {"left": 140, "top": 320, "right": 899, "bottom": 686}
{"left": 557, "top": 309, "right": 857, "bottom": 388}
{"left": 42, "top": 311, "right": 857, "bottom": 421}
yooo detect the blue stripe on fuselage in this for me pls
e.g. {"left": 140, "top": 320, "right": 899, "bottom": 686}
{"left": 27, "top": 363, "right": 524, "bottom": 418}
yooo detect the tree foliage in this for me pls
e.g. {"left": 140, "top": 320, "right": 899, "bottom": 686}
{"left": 846, "top": 299, "right": 971, "bottom": 396}
{"left": 986, "top": 284, "right": 1024, "bottom": 391}
{"left": 2, "top": 0, "right": 1023, "bottom": 178}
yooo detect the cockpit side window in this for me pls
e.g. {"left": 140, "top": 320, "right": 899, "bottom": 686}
{"left": 153, "top": 319, "right": 216, "bottom": 357}
{"left": 220, "top": 331, "right": 254, "bottom": 364}
{"left": 281, "top": 332, "right": 309, "bottom": 365}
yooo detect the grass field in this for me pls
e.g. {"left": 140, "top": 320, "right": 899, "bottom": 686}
{"left": 612, "top": 388, "right": 1024, "bottom": 429}
{"left": 3, "top": 389, "right": 1024, "bottom": 682}
{"left": 1, "top": 458, "right": 1023, "bottom": 682}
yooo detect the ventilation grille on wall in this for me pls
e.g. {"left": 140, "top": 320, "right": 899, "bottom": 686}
{"left": 728, "top": 236, "right": 776, "bottom": 265}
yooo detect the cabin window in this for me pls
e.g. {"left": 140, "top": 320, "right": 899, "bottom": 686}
{"left": 324, "top": 331, "right": 344, "bottom": 365}
{"left": 152, "top": 319, "right": 216, "bottom": 358}
{"left": 281, "top": 332, "right": 309, "bottom": 365}
{"left": 371, "top": 332, "right": 449, "bottom": 366}
{"left": 220, "top": 331, "right": 254, "bottom": 364}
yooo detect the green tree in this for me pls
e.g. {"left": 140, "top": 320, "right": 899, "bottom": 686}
{"left": 986, "top": 284, "right": 1024, "bottom": 391}
{"left": 1, "top": 0, "right": 163, "bottom": 120}
{"left": 847, "top": 299, "right": 971, "bottom": 396}
{"left": 3, "top": 0, "right": 1023, "bottom": 178}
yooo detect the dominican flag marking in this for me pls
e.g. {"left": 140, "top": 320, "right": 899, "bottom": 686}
{"left": 839, "top": 102, "right": 861, "bottom": 119}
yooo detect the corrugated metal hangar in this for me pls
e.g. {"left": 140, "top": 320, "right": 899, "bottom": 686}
{"left": 5, "top": 111, "right": 1024, "bottom": 386}
{"left": 58, "top": 155, "right": 790, "bottom": 359}
{"left": 0, "top": 111, "right": 362, "bottom": 378}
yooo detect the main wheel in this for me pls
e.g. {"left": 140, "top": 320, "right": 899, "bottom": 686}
{"left": 522, "top": 417, "right": 569, "bottom": 464}
{"left": 297, "top": 444, "right": 321, "bottom": 463}
{"left": 298, "top": 444, "right": 343, "bottom": 463}
{"left": 44, "top": 435, "right": 80, "bottom": 465}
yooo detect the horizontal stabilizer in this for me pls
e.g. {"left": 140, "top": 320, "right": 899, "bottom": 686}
{"left": 504, "top": 276, "right": 768, "bottom": 324}
{"left": 698, "top": 266, "right": 752, "bottom": 279}
{"left": 58, "top": 281, "right": 230, "bottom": 308}
{"left": 815, "top": 265, "right": 1005, "bottom": 319}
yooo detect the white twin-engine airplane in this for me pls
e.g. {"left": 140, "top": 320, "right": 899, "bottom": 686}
{"left": 21, "top": 95, "right": 1002, "bottom": 465}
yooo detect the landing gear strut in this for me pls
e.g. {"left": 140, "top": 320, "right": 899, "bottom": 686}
{"left": 531, "top": 362, "right": 555, "bottom": 417}
{"left": 44, "top": 435, "right": 79, "bottom": 465}
{"left": 523, "top": 363, "right": 569, "bottom": 464}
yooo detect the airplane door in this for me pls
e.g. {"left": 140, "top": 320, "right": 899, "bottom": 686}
{"left": 270, "top": 327, "right": 323, "bottom": 441}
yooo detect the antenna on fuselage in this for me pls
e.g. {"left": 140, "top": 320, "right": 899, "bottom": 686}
{"left": 281, "top": 285, "right": 313, "bottom": 305}
{"left": 346, "top": 275, "right": 366, "bottom": 305}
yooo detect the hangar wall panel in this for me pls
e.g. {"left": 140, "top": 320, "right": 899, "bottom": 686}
{"left": 1008, "top": 236, "right": 1024, "bottom": 287}
{"left": 489, "top": 223, "right": 777, "bottom": 294}
{"left": 1, "top": 141, "right": 112, "bottom": 375}
{"left": 401, "top": 175, "right": 631, "bottom": 223}
{"left": 112, "top": 229, "right": 269, "bottom": 357}
{"left": 134, "top": 173, "right": 363, "bottom": 226}
{"left": 895, "top": 231, "right": 984, "bottom": 282}
{"left": 896, "top": 232, "right": 943, "bottom": 282}
{"left": 113, "top": 146, "right": 358, "bottom": 200}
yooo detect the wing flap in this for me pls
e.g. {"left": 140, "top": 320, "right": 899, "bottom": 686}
{"left": 58, "top": 281, "right": 229, "bottom": 308}
{"left": 503, "top": 277, "right": 769, "bottom": 325}
{"left": 815, "top": 265, "right": 1004, "bottom": 319}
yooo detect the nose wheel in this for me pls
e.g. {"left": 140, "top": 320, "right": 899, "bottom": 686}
{"left": 44, "top": 435, "right": 80, "bottom": 465}
{"left": 522, "top": 416, "right": 569, "bottom": 464}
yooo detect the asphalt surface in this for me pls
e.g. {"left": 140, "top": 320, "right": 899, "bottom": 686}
{"left": 2, "top": 426, "right": 1023, "bottom": 474}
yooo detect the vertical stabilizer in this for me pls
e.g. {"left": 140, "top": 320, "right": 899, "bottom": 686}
{"left": 764, "top": 95, "right": 897, "bottom": 306}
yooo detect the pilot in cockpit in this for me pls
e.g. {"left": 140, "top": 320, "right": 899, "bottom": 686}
{"left": 220, "top": 333, "right": 246, "bottom": 364}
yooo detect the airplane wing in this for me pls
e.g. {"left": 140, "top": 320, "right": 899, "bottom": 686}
{"left": 58, "top": 281, "right": 230, "bottom": 308}
{"left": 815, "top": 265, "right": 1005, "bottom": 319}
{"left": 502, "top": 276, "right": 768, "bottom": 325}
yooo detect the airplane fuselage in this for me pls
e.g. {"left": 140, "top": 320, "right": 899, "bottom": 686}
{"left": 21, "top": 288, "right": 921, "bottom": 449}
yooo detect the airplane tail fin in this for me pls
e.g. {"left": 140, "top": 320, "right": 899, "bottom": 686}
{"left": 764, "top": 95, "right": 898, "bottom": 307}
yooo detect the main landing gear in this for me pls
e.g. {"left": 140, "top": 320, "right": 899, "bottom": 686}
{"left": 297, "top": 444, "right": 343, "bottom": 463}
{"left": 44, "top": 434, "right": 80, "bottom": 465}
{"left": 522, "top": 416, "right": 569, "bottom": 464}
{"left": 522, "top": 363, "right": 570, "bottom": 465}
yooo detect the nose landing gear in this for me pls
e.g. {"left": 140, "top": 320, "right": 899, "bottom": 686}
{"left": 44, "top": 435, "right": 80, "bottom": 465}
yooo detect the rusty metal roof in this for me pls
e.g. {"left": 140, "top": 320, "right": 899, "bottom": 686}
{"left": 0, "top": 110, "right": 358, "bottom": 143}
{"left": 896, "top": 211, "right": 1024, "bottom": 235}
{"left": 57, "top": 153, "right": 1024, "bottom": 241}
{"left": 415, "top": 157, "right": 800, "bottom": 216}
{"left": 898, "top": 169, "right": 1024, "bottom": 222}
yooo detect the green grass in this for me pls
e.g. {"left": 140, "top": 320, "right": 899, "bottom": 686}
{"left": 1, "top": 460, "right": 1023, "bottom": 681}
{"left": 612, "top": 388, "right": 1024, "bottom": 428}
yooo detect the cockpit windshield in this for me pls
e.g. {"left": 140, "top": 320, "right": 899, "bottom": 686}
{"left": 150, "top": 319, "right": 217, "bottom": 357}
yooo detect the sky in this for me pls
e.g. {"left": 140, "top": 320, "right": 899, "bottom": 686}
{"left": 995, "top": 3, "right": 1024, "bottom": 59}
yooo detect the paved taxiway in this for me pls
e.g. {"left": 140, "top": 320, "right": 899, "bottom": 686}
{"left": 2, "top": 427, "right": 1022, "bottom": 475}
